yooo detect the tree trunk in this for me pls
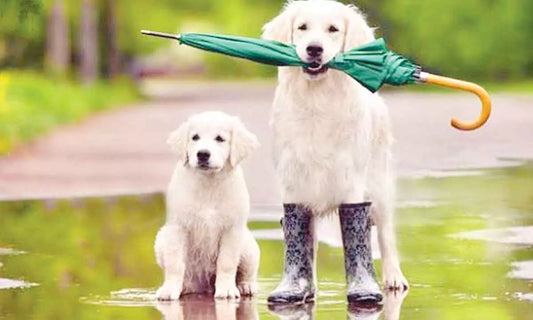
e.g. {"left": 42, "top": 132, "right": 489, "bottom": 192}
{"left": 45, "top": 0, "right": 69, "bottom": 75}
{"left": 106, "top": 0, "right": 118, "bottom": 79}
{"left": 79, "top": 0, "right": 98, "bottom": 83}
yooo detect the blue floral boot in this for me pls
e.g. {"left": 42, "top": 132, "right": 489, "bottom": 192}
{"left": 339, "top": 202, "right": 383, "bottom": 303}
{"left": 267, "top": 204, "right": 315, "bottom": 304}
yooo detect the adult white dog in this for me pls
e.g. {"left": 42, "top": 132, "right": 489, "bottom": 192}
{"left": 263, "top": 0, "right": 408, "bottom": 303}
{"left": 155, "top": 111, "right": 260, "bottom": 300}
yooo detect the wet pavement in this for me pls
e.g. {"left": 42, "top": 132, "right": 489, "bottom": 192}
{"left": 0, "top": 163, "right": 532, "bottom": 319}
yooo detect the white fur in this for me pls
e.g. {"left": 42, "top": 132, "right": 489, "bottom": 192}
{"left": 263, "top": 0, "right": 408, "bottom": 289}
{"left": 155, "top": 111, "right": 260, "bottom": 300}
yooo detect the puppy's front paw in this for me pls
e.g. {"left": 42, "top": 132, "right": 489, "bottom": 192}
{"left": 382, "top": 265, "right": 409, "bottom": 290}
{"left": 215, "top": 285, "right": 241, "bottom": 299}
{"left": 237, "top": 281, "right": 257, "bottom": 296}
{"left": 156, "top": 284, "right": 182, "bottom": 301}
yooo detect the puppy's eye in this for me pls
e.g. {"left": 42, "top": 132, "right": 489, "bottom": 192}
{"left": 192, "top": 134, "right": 200, "bottom": 141}
{"left": 297, "top": 23, "right": 307, "bottom": 31}
{"left": 328, "top": 25, "right": 339, "bottom": 33}
{"left": 215, "top": 135, "right": 225, "bottom": 143}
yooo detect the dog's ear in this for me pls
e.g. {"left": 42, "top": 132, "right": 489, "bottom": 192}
{"left": 262, "top": 1, "right": 297, "bottom": 43}
{"left": 343, "top": 4, "right": 375, "bottom": 51}
{"left": 167, "top": 121, "right": 189, "bottom": 164}
{"left": 230, "top": 118, "right": 260, "bottom": 167}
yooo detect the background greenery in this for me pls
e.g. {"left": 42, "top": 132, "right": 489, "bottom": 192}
{"left": 1, "top": 0, "right": 532, "bottom": 81}
{"left": 0, "top": 0, "right": 532, "bottom": 153}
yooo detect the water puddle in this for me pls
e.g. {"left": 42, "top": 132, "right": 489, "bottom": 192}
{"left": 81, "top": 288, "right": 157, "bottom": 307}
{"left": 0, "top": 278, "right": 38, "bottom": 290}
{"left": 452, "top": 226, "right": 533, "bottom": 245}
{"left": 0, "top": 163, "right": 532, "bottom": 319}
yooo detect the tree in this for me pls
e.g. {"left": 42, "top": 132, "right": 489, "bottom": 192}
{"left": 105, "top": 0, "right": 118, "bottom": 79}
{"left": 79, "top": 0, "right": 98, "bottom": 83}
{"left": 45, "top": 0, "right": 69, "bottom": 75}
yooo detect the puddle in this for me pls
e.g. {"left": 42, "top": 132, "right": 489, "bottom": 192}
{"left": 453, "top": 226, "right": 533, "bottom": 245}
{"left": 0, "top": 248, "right": 25, "bottom": 255}
{"left": 0, "top": 163, "right": 532, "bottom": 319}
{"left": 0, "top": 278, "right": 38, "bottom": 290}
{"left": 507, "top": 261, "right": 533, "bottom": 280}
{"left": 81, "top": 288, "right": 157, "bottom": 307}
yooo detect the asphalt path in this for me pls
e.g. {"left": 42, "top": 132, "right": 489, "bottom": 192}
{"left": 0, "top": 81, "right": 531, "bottom": 202}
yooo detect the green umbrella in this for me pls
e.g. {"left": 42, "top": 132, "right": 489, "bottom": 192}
{"left": 141, "top": 30, "right": 490, "bottom": 131}
{"left": 141, "top": 30, "right": 416, "bottom": 92}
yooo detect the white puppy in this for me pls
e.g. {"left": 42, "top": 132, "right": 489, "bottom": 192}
{"left": 155, "top": 111, "right": 260, "bottom": 300}
{"left": 263, "top": 0, "right": 408, "bottom": 289}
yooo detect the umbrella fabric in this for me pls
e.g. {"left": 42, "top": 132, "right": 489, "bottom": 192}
{"left": 180, "top": 33, "right": 304, "bottom": 67}
{"left": 178, "top": 33, "right": 419, "bottom": 92}
{"left": 328, "top": 38, "right": 419, "bottom": 92}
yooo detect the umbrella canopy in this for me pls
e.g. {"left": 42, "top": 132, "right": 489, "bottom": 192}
{"left": 141, "top": 31, "right": 416, "bottom": 92}
{"left": 180, "top": 33, "right": 304, "bottom": 67}
{"left": 141, "top": 30, "right": 491, "bottom": 131}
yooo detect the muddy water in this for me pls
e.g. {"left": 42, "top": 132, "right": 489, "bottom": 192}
{"left": 0, "top": 164, "right": 532, "bottom": 319}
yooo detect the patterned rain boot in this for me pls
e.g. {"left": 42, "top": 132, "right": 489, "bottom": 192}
{"left": 339, "top": 202, "right": 383, "bottom": 304}
{"left": 267, "top": 204, "right": 315, "bottom": 304}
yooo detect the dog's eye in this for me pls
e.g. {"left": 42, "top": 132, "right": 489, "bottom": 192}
{"left": 297, "top": 23, "right": 307, "bottom": 31}
{"left": 192, "top": 134, "right": 200, "bottom": 141}
{"left": 328, "top": 25, "right": 339, "bottom": 33}
{"left": 215, "top": 135, "right": 225, "bottom": 143}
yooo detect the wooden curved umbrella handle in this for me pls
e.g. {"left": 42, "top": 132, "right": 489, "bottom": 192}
{"left": 421, "top": 73, "right": 491, "bottom": 131}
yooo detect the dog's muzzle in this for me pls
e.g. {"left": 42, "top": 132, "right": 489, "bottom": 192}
{"left": 303, "top": 62, "right": 328, "bottom": 76}
{"left": 303, "top": 43, "right": 328, "bottom": 76}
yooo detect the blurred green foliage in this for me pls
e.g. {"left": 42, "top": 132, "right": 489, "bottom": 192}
{"left": 1, "top": 0, "right": 532, "bottom": 81}
{"left": 0, "top": 71, "right": 139, "bottom": 154}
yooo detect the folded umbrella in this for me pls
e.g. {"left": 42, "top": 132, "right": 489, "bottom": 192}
{"left": 141, "top": 30, "right": 490, "bottom": 131}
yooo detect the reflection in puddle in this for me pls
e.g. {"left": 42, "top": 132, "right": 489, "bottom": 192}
{"left": 507, "top": 260, "right": 533, "bottom": 280}
{"left": 157, "top": 296, "right": 258, "bottom": 320}
{"left": 0, "top": 248, "right": 25, "bottom": 255}
{"left": 81, "top": 288, "right": 156, "bottom": 307}
{"left": 0, "top": 278, "right": 38, "bottom": 290}
{"left": 453, "top": 226, "right": 533, "bottom": 245}
{"left": 512, "top": 292, "right": 533, "bottom": 302}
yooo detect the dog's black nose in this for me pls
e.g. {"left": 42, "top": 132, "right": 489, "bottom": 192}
{"left": 306, "top": 44, "right": 323, "bottom": 57}
{"left": 197, "top": 150, "right": 210, "bottom": 162}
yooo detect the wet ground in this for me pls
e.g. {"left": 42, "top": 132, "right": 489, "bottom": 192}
{"left": 1, "top": 162, "right": 532, "bottom": 319}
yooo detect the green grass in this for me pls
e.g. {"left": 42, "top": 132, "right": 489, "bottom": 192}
{"left": 0, "top": 71, "right": 140, "bottom": 154}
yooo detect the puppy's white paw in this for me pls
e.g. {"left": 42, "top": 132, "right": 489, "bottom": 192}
{"left": 156, "top": 284, "right": 182, "bottom": 301}
{"left": 382, "top": 265, "right": 409, "bottom": 290}
{"left": 215, "top": 285, "right": 241, "bottom": 299}
{"left": 237, "top": 281, "right": 257, "bottom": 296}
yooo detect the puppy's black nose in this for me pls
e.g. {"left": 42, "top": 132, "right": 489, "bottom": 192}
{"left": 197, "top": 150, "right": 210, "bottom": 162}
{"left": 306, "top": 44, "right": 323, "bottom": 57}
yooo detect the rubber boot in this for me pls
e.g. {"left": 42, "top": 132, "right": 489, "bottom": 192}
{"left": 267, "top": 204, "right": 315, "bottom": 304}
{"left": 339, "top": 202, "right": 383, "bottom": 303}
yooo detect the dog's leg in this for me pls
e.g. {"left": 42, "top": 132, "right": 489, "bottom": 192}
{"left": 236, "top": 229, "right": 260, "bottom": 296}
{"left": 369, "top": 151, "right": 408, "bottom": 290}
{"left": 372, "top": 194, "right": 408, "bottom": 290}
{"left": 215, "top": 226, "right": 243, "bottom": 299}
{"left": 154, "top": 225, "right": 187, "bottom": 300}
{"left": 267, "top": 204, "right": 315, "bottom": 304}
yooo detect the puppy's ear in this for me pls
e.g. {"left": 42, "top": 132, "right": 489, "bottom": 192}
{"left": 343, "top": 4, "right": 375, "bottom": 51}
{"left": 230, "top": 118, "right": 260, "bottom": 167}
{"left": 167, "top": 121, "right": 189, "bottom": 164}
{"left": 262, "top": 1, "right": 297, "bottom": 43}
